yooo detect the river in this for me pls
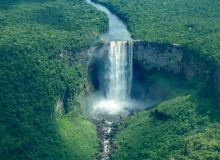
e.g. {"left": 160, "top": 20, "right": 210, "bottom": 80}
{"left": 86, "top": 0, "right": 132, "bottom": 42}
{"left": 85, "top": 1, "right": 132, "bottom": 159}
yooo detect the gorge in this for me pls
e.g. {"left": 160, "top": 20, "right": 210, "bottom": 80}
{"left": 83, "top": 0, "right": 220, "bottom": 159}
{"left": 1, "top": 0, "right": 219, "bottom": 159}
{"left": 85, "top": 1, "right": 135, "bottom": 159}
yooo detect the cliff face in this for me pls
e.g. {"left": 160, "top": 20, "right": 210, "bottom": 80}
{"left": 54, "top": 49, "right": 93, "bottom": 115}
{"left": 85, "top": 40, "right": 219, "bottom": 105}
{"left": 132, "top": 41, "right": 220, "bottom": 104}
{"left": 133, "top": 41, "right": 183, "bottom": 74}
{"left": 133, "top": 41, "right": 212, "bottom": 80}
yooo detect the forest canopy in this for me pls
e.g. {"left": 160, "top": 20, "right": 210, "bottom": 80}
{"left": 0, "top": 0, "right": 107, "bottom": 159}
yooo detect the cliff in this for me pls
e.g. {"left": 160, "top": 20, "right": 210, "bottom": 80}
{"left": 88, "top": 40, "right": 220, "bottom": 105}
{"left": 132, "top": 41, "right": 220, "bottom": 105}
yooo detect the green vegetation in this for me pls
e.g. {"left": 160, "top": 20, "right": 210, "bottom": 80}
{"left": 0, "top": 0, "right": 107, "bottom": 53}
{"left": 111, "top": 58, "right": 220, "bottom": 159}
{"left": 0, "top": 0, "right": 107, "bottom": 159}
{"left": 111, "top": 70, "right": 220, "bottom": 159}
{"left": 56, "top": 115, "right": 99, "bottom": 160}
{"left": 1, "top": 0, "right": 219, "bottom": 159}
{"left": 112, "top": 92, "right": 220, "bottom": 160}
{"left": 94, "top": 0, "right": 220, "bottom": 64}
{"left": 139, "top": 71, "right": 200, "bottom": 100}
{"left": 88, "top": 2, "right": 220, "bottom": 157}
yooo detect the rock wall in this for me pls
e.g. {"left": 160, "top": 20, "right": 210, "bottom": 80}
{"left": 80, "top": 40, "right": 219, "bottom": 105}
{"left": 54, "top": 48, "right": 95, "bottom": 115}
{"left": 132, "top": 40, "right": 220, "bottom": 104}
{"left": 133, "top": 41, "right": 183, "bottom": 74}
{"left": 133, "top": 41, "right": 213, "bottom": 80}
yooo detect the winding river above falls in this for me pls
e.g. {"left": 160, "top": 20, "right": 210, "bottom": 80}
{"left": 86, "top": 0, "right": 132, "bottom": 42}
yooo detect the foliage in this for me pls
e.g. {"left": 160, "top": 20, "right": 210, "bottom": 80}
{"left": 0, "top": 0, "right": 107, "bottom": 159}
{"left": 55, "top": 115, "right": 99, "bottom": 160}
{"left": 112, "top": 92, "right": 220, "bottom": 160}
{"left": 150, "top": 109, "right": 172, "bottom": 121}
{"left": 94, "top": 0, "right": 220, "bottom": 64}
{"left": 96, "top": 0, "right": 220, "bottom": 157}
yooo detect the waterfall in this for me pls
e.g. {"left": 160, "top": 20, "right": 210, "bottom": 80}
{"left": 86, "top": 0, "right": 134, "bottom": 120}
{"left": 106, "top": 41, "right": 133, "bottom": 101}
{"left": 89, "top": 41, "right": 133, "bottom": 120}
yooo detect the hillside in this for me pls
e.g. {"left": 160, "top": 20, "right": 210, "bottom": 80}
{"left": 112, "top": 91, "right": 220, "bottom": 159}
{"left": 94, "top": 0, "right": 220, "bottom": 64}
{"left": 109, "top": 69, "right": 220, "bottom": 159}
{"left": 0, "top": 0, "right": 107, "bottom": 159}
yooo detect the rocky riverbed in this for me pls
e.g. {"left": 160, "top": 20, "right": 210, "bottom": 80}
{"left": 94, "top": 120, "right": 118, "bottom": 160}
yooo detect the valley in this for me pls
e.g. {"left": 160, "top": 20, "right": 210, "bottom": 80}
{"left": 0, "top": 0, "right": 219, "bottom": 160}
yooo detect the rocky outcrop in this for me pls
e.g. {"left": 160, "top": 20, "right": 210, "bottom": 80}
{"left": 55, "top": 96, "right": 64, "bottom": 114}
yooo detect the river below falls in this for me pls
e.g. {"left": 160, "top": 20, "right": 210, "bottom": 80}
{"left": 95, "top": 120, "right": 115, "bottom": 160}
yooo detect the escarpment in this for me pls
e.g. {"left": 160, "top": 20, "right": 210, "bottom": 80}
{"left": 132, "top": 41, "right": 220, "bottom": 104}
{"left": 85, "top": 40, "right": 220, "bottom": 106}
